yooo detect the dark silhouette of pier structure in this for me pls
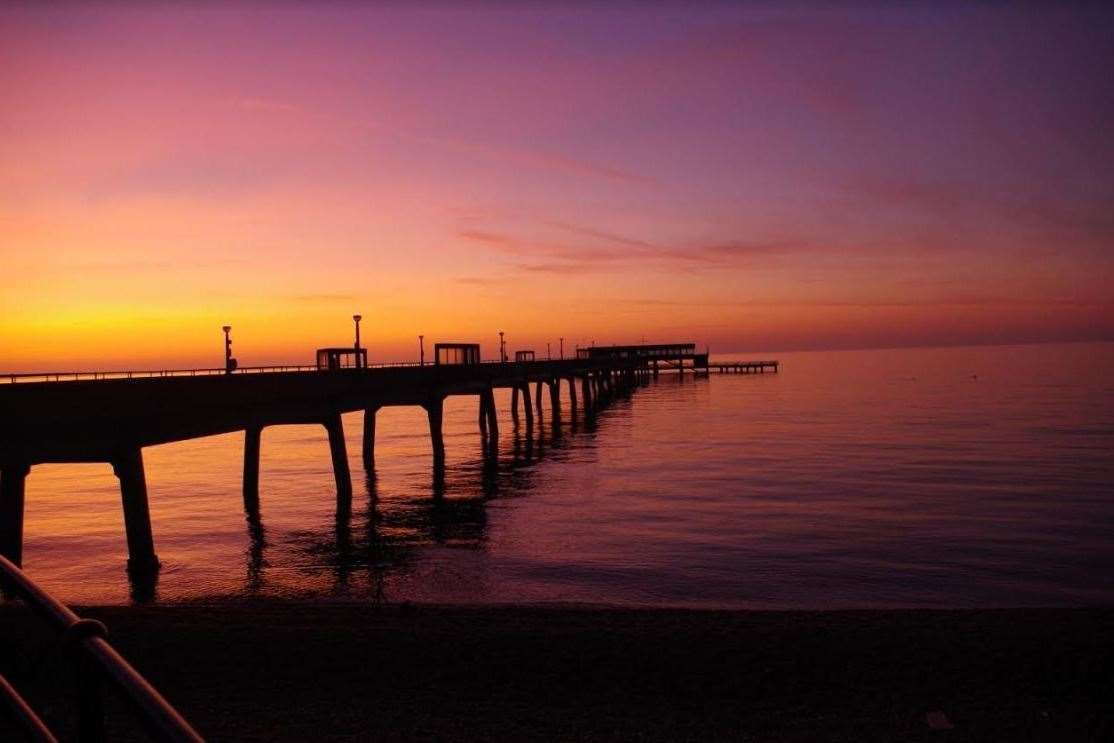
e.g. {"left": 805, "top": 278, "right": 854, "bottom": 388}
{"left": 0, "top": 342, "right": 776, "bottom": 576}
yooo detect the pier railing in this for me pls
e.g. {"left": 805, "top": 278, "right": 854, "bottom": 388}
{"left": 0, "top": 555, "right": 203, "bottom": 741}
{"left": 2, "top": 358, "right": 587, "bottom": 384}
{"left": 0, "top": 359, "right": 552, "bottom": 383}
{"left": 2, "top": 355, "right": 777, "bottom": 385}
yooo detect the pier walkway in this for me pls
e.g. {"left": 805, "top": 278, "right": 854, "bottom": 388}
{"left": 0, "top": 345, "right": 776, "bottom": 575}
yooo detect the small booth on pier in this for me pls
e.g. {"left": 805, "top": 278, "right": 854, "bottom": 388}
{"left": 434, "top": 343, "right": 481, "bottom": 365}
{"left": 514, "top": 350, "right": 535, "bottom": 362}
{"left": 316, "top": 347, "right": 367, "bottom": 370}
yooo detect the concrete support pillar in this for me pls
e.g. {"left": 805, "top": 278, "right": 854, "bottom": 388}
{"left": 535, "top": 380, "right": 544, "bottom": 417}
{"left": 481, "top": 387, "right": 499, "bottom": 443}
{"left": 324, "top": 414, "right": 353, "bottom": 507}
{"left": 425, "top": 398, "right": 446, "bottom": 466}
{"left": 581, "top": 375, "right": 593, "bottom": 411}
{"left": 111, "top": 448, "right": 159, "bottom": 573}
{"left": 566, "top": 376, "right": 578, "bottom": 414}
{"left": 0, "top": 463, "right": 30, "bottom": 566}
{"left": 243, "top": 426, "right": 262, "bottom": 515}
{"left": 653, "top": 360, "right": 659, "bottom": 378}
{"left": 520, "top": 383, "right": 534, "bottom": 428}
{"left": 362, "top": 407, "right": 379, "bottom": 472}
{"left": 511, "top": 386, "right": 521, "bottom": 426}
{"left": 549, "top": 378, "right": 561, "bottom": 419}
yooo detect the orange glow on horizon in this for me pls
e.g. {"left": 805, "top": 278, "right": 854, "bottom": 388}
{"left": 2, "top": 4, "right": 1112, "bottom": 371}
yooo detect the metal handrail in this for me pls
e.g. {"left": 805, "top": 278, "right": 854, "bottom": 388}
{"left": 0, "top": 357, "right": 605, "bottom": 384}
{"left": 0, "top": 673, "right": 56, "bottom": 742}
{"left": 0, "top": 356, "right": 773, "bottom": 384}
{"left": 0, "top": 555, "right": 203, "bottom": 742}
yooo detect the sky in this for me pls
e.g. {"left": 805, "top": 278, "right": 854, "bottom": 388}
{"left": 2, "top": 2, "right": 1113, "bottom": 370}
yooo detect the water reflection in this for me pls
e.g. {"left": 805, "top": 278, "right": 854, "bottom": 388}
{"left": 217, "top": 386, "right": 619, "bottom": 603}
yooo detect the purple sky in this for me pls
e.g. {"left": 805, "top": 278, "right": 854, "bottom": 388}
{"left": 2, "top": 3, "right": 1112, "bottom": 366}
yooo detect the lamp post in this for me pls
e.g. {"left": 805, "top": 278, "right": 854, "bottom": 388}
{"left": 222, "top": 325, "right": 233, "bottom": 374}
{"left": 498, "top": 331, "right": 505, "bottom": 362}
{"left": 352, "top": 314, "right": 363, "bottom": 368}
{"left": 547, "top": 342, "right": 551, "bottom": 360}
{"left": 559, "top": 337, "right": 564, "bottom": 360}
{"left": 419, "top": 335, "right": 425, "bottom": 366}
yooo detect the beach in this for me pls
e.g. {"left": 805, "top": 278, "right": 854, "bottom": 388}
{"left": 2, "top": 604, "right": 1111, "bottom": 740}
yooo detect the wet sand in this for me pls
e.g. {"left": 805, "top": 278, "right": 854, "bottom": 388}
{"left": 2, "top": 604, "right": 1111, "bottom": 741}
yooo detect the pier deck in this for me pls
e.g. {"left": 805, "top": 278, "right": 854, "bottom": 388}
{"left": 0, "top": 346, "right": 776, "bottom": 574}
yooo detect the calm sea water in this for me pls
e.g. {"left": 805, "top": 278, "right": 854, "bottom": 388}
{"left": 17, "top": 342, "right": 1114, "bottom": 608}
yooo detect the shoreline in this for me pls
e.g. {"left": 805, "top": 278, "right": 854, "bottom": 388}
{"left": 2, "top": 603, "right": 1111, "bottom": 740}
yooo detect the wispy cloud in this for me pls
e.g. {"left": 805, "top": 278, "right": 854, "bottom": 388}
{"left": 70, "top": 257, "right": 247, "bottom": 271}
{"left": 454, "top": 276, "right": 508, "bottom": 286}
{"left": 459, "top": 223, "right": 816, "bottom": 275}
{"left": 851, "top": 175, "right": 1114, "bottom": 252}
{"left": 515, "top": 263, "right": 594, "bottom": 275}
{"left": 620, "top": 296, "right": 1111, "bottom": 310}
{"left": 544, "top": 220, "right": 662, "bottom": 250}
{"left": 398, "top": 132, "right": 656, "bottom": 186}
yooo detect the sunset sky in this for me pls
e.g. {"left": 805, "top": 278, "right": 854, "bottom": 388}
{"left": 2, "top": 3, "right": 1112, "bottom": 370}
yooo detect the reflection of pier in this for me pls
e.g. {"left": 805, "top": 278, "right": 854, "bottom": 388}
{"left": 274, "top": 409, "right": 600, "bottom": 603}
{"left": 0, "top": 344, "right": 777, "bottom": 577}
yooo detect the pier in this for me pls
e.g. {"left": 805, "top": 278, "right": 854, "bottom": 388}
{"left": 0, "top": 344, "right": 776, "bottom": 573}
{"left": 709, "top": 360, "right": 779, "bottom": 374}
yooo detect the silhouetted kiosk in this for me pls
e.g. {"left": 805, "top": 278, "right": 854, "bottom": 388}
{"left": 0, "top": 339, "right": 776, "bottom": 576}
{"left": 434, "top": 343, "right": 480, "bottom": 366}
{"left": 315, "top": 347, "right": 368, "bottom": 371}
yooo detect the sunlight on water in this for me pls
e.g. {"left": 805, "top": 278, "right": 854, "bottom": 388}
{"left": 17, "top": 342, "right": 1114, "bottom": 608}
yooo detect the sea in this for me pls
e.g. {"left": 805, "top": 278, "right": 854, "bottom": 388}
{"left": 16, "top": 342, "right": 1114, "bottom": 608}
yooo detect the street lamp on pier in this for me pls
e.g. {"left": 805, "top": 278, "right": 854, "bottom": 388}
{"left": 353, "top": 314, "right": 363, "bottom": 368}
{"left": 419, "top": 335, "right": 425, "bottom": 366}
{"left": 222, "top": 325, "right": 236, "bottom": 374}
{"left": 498, "top": 331, "right": 506, "bottom": 362}
{"left": 559, "top": 337, "right": 564, "bottom": 360}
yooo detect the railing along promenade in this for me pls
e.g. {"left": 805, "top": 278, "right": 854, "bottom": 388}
{"left": 0, "top": 554, "right": 203, "bottom": 741}
{"left": 0, "top": 345, "right": 775, "bottom": 577}
{"left": 1, "top": 360, "right": 433, "bottom": 385}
